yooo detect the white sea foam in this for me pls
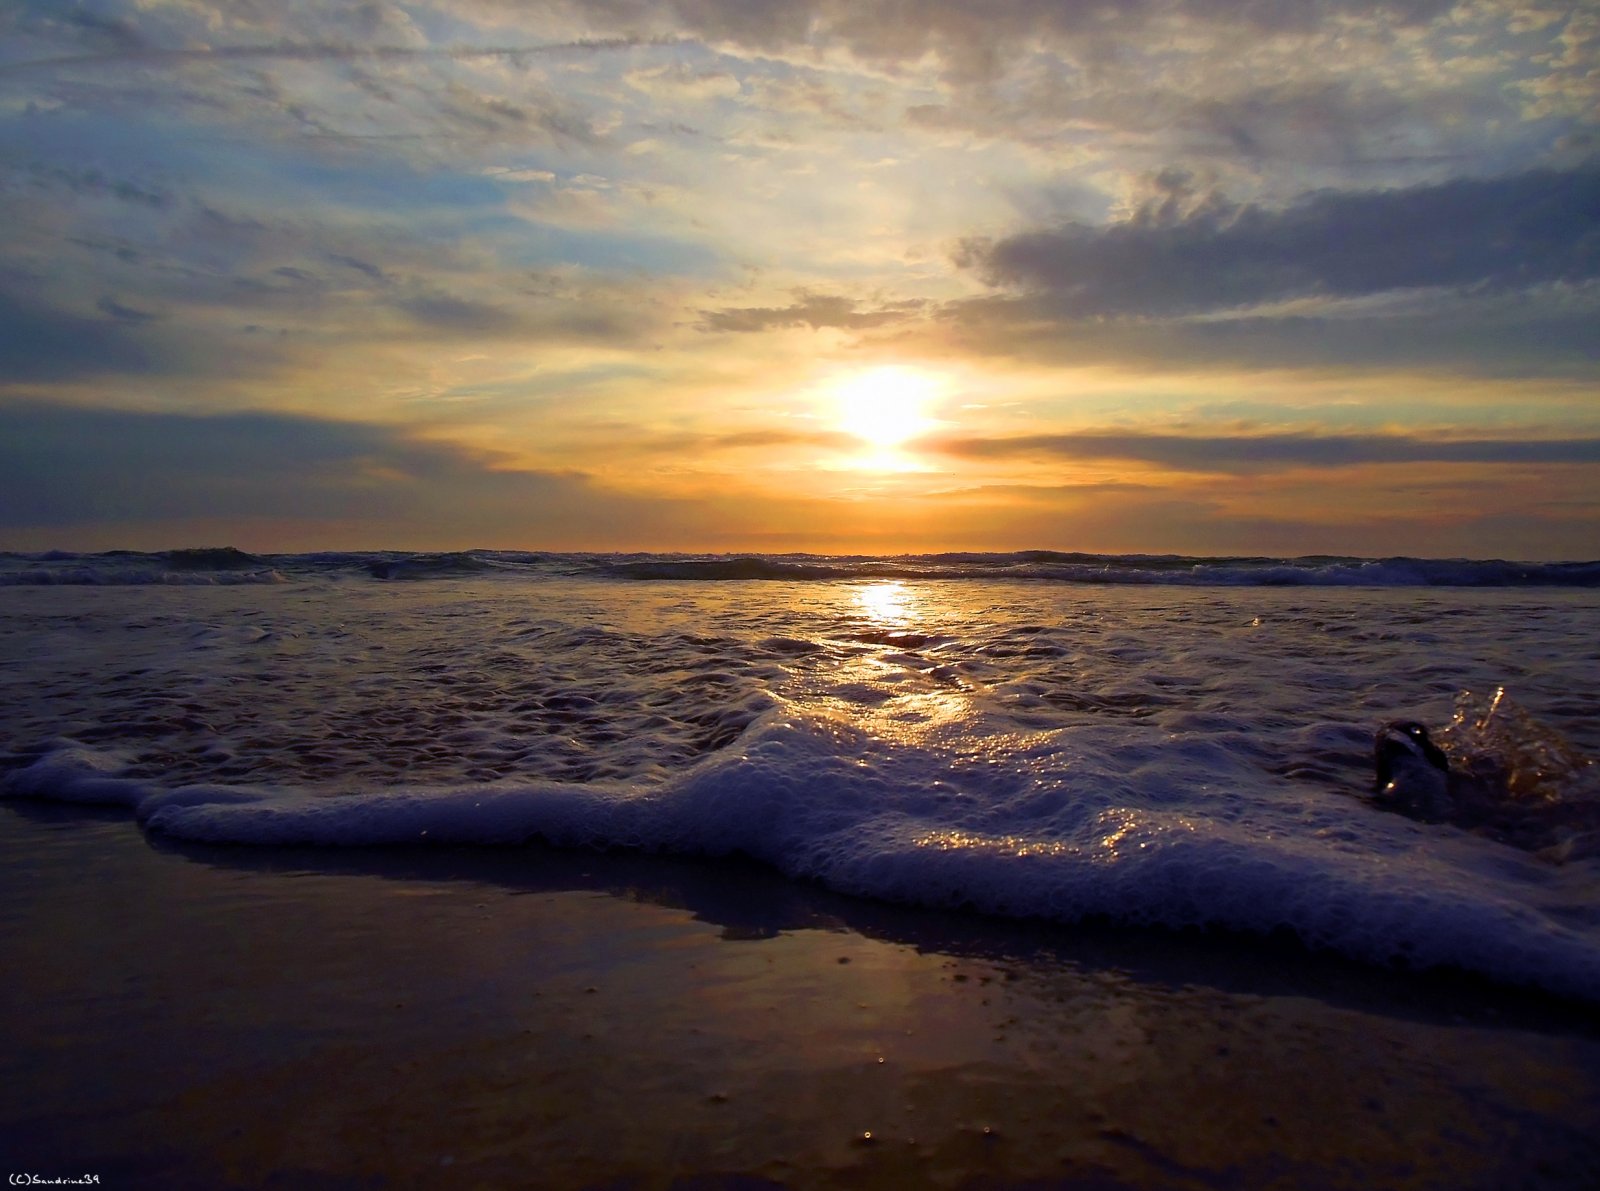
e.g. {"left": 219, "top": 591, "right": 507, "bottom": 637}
{"left": 3, "top": 571, "right": 1598, "bottom": 999}
{"left": 11, "top": 712, "right": 1600, "bottom": 1001}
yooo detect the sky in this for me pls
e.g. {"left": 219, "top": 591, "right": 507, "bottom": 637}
{"left": 1, "top": 0, "right": 1597, "bottom": 558}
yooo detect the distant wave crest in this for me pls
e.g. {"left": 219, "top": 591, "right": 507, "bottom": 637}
{"left": 596, "top": 553, "right": 1600, "bottom": 587}
{"left": 2, "top": 548, "right": 1596, "bottom": 587}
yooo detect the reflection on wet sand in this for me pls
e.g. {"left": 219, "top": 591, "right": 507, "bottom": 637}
{"left": 4, "top": 802, "right": 1599, "bottom": 1189}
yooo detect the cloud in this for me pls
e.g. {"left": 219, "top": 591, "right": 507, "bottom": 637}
{"left": 326, "top": 254, "right": 390, "bottom": 284}
{"left": 4, "top": 0, "right": 1571, "bottom": 165}
{"left": 385, "top": 282, "right": 664, "bottom": 344}
{"left": 95, "top": 295, "right": 161, "bottom": 322}
{"left": 2, "top": 0, "right": 1596, "bottom": 559}
{"left": 957, "top": 164, "right": 1600, "bottom": 318}
{"left": 0, "top": 399, "right": 685, "bottom": 543}
{"left": 0, "top": 179, "right": 673, "bottom": 389}
{"left": 536, "top": 0, "right": 1462, "bottom": 79}
{"left": 14, "top": 165, "right": 176, "bottom": 210}
{"left": 0, "top": 15, "right": 643, "bottom": 154}
{"left": 1176, "top": 78, "right": 1509, "bottom": 168}
{"left": 927, "top": 286, "right": 1600, "bottom": 377}
{"left": 698, "top": 292, "right": 926, "bottom": 332}
{"left": 625, "top": 61, "right": 741, "bottom": 100}
{"left": 0, "top": 33, "right": 675, "bottom": 77}
{"left": 428, "top": 79, "right": 604, "bottom": 146}
{"left": 0, "top": 286, "right": 154, "bottom": 380}
{"left": 932, "top": 429, "right": 1600, "bottom": 473}
{"left": 391, "top": 291, "right": 519, "bottom": 334}
{"left": 3, "top": 0, "right": 1487, "bottom": 111}
{"left": 629, "top": 426, "right": 853, "bottom": 455}
{"left": 0, "top": 269, "right": 310, "bottom": 386}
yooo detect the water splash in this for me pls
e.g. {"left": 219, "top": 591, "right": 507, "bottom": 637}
{"left": 1441, "top": 687, "right": 1595, "bottom": 804}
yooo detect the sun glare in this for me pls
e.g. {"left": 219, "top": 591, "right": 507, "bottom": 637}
{"left": 832, "top": 366, "right": 943, "bottom": 448}
{"left": 855, "top": 580, "right": 916, "bottom": 625}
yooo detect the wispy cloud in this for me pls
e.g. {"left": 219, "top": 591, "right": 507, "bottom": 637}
{"left": 0, "top": 36, "right": 683, "bottom": 77}
{"left": 699, "top": 293, "right": 926, "bottom": 333}
{"left": 934, "top": 430, "right": 1600, "bottom": 472}
{"left": 94, "top": 295, "right": 161, "bottom": 323}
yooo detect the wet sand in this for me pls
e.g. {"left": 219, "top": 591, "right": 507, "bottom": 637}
{"left": 3, "top": 801, "right": 1599, "bottom": 1190}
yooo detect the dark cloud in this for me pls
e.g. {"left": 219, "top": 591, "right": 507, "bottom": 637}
{"left": 95, "top": 295, "right": 160, "bottom": 322}
{"left": 933, "top": 430, "right": 1600, "bottom": 472}
{"left": 385, "top": 288, "right": 656, "bottom": 344}
{"left": 698, "top": 293, "right": 926, "bottom": 332}
{"left": 930, "top": 288, "right": 1600, "bottom": 377}
{"left": 327, "top": 254, "right": 390, "bottom": 285}
{"left": 957, "top": 165, "right": 1600, "bottom": 318}
{"left": 67, "top": 236, "right": 144, "bottom": 264}
{"left": 2, "top": 0, "right": 151, "bottom": 53}
{"left": 0, "top": 400, "right": 677, "bottom": 539}
{"left": 0, "top": 273, "right": 302, "bottom": 381}
{"left": 269, "top": 266, "right": 321, "bottom": 286}
{"left": 0, "top": 401, "right": 415, "bottom": 525}
{"left": 0, "top": 286, "right": 153, "bottom": 380}
{"left": 16, "top": 165, "right": 176, "bottom": 209}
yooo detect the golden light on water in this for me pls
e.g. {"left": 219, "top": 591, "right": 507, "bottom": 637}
{"left": 855, "top": 580, "right": 916, "bottom": 625}
{"left": 832, "top": 580, "right": 979, "bottom": 746}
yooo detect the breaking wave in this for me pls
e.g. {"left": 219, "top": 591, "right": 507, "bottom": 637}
{"left": 3, "top": 549, "right": 1595, "bottom": 588}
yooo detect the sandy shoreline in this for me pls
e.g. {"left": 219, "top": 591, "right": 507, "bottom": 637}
{"left": 4, "top": 802, "right": 1599, "bottom": 1189}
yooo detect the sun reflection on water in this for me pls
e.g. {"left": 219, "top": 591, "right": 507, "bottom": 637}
{"left": 855, "top": 580, "right": 916, "bottom": 626}
{"left": 828, "top": 580, "right": 984, "bottom": 746}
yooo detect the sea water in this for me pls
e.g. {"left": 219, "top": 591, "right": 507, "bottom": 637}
{"left": 3, "top": 549, "right": 1598, "bottom": 999}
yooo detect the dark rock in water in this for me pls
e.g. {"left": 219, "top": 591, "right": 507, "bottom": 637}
{"left": 1372, "top": 720, "right": 1453, "bottom": 821}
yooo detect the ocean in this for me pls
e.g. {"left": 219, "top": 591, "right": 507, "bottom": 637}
{"left": 4, "top": 547, "right": 1599, "bottom": 1002}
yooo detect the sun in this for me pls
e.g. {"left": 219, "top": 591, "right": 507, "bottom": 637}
{"left": 831, "top": 366, "right": 942, "bottom": 448}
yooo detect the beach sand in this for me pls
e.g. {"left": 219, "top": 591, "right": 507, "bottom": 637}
{"left": 3, "top": 802, "right": 1599, "bottom": 1190}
